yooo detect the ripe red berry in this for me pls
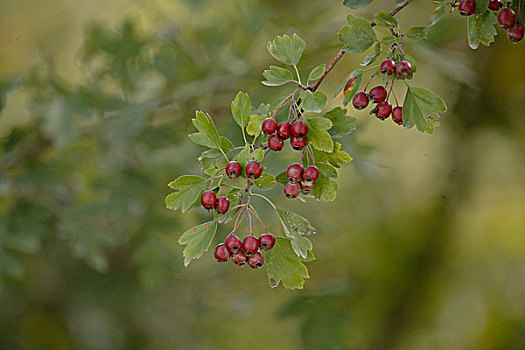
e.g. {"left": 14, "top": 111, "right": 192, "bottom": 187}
{"left": 508, "top": 23, "right": 524, "bottom": 42}
{"left": 396, "top": 61, "right": 412, "bottom": 78}
{"left": 242, "top": 235, "right": 259, "bottom": 256}
{"left": 247, "top": 251, "right": 265, "bottom": 269}
{"left": 352, "top": 91, "right": 369, "bottom": 110}
{"left": 458, "top": 0, "right": 476, "bottom": 16}
{"left": 284, "top": 182, "right": 301, "bottom": 198}
{"left": 259, "top": 234, "right": 275, "bottom": 251}
{"left": 245, "top": 161, "right": 263, "bottom": 179}
{"left": 303, "top": 166, "right": 320, "bottom": 182}
{"left": 300, "top": 180, "right": 315, "bottom": 193}
{"left": 226, "top": 161, "right": 242, "bottom": 179}
{"left": 215, "top": 196, "right": 230, "bottom": 214}
{"left": 214, "top": 243, "right": 230, "bottom": 262}
{"left": 290, "top": 136, "right": 307, "bottom": 151}
{"left": 268, "top": 134, "right": 284, "bottom": 151}
{"left": 200, "top": 190, "right": 217, "bottom": 210}
{"left": 225, "top": 234, "right": 242, "bottom": 253}
{"left": 286, "top": 163, "right": 304, "bottom": 183}
{"left": 262, "top": 118, "right": 277, "bottom": 135}
{"left": 369, "top": 86, "right": 388, "bottom": 103}
{"left": 498, "top": 8, "right": 516, "bottom": 29}
{"left": 277, "top": 121, "right": 292, "bottom": 140}
{"left": 488, "top": 0, "right": 502, "bottom": 11}
{"left": 290, "top": 120, "right": 308, "bottom": 137}
{"left": 232, "top": 252, "right": 247, "bottom": 266}
{"left": 373, "top": 101, "right": 393, "bottom": 120}
{"left": 380, "top": 59, "right": 396, "bottom": 75}
{"left": 392, "top": 106, "right": 403, "bottom": 125}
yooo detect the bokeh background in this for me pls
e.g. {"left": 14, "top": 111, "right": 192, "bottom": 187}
{"left": 1, "top": 0, "right": 525, "bottom": 349}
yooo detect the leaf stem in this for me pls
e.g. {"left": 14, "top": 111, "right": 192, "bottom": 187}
{"left": 252, "top": 193, "right": 277, "bottom": 210}
{"left": 293, "top": 65, "right": 303, "bottom": 85}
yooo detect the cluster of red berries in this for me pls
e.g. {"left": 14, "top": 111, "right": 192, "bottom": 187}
{"left": 262, "top": 118, "right": 309, "bottom": 151}
{"left": 284, "top": 163, "right": 320, "bottom": 198}
{"left": 351, "top": 58, "right": 406, "bottom": 125}
{"left": 459, "top": 0, "right": 524, "bottom": 42}
{"left": 214, "top": 233, "right": 275, "bottom": 268}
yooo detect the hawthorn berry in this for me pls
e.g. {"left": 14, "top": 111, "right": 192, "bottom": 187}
{"left": 262, "top": 118, "right": 277, "bottom": 135}
{"left": 372, "top": 101, "right": 392, "bottom": 120}
{"left": 247, "top": 251, "right": 265, "bottom": 269}
{"left": 508, "top": 23, "right": 524, "bottom": 42}
{"left": 300, "top": 180, "right": 315, "bottom": 193}
{"left": 232, "top": 252, "right": 247, "bottom": 266}
{"left": 458, "top": 0, "right": 476, "bottom": 16}
{"left": 226, "top": 161, "right": 242, "bottom": 179}
{"left": 225, "top": 234, "right": 242, "bottom": 253}
{"left": 290, "top": 136, "right": 307, "bottom": 151}
{"left": 215, "top": 196, "right": 230, "bottom": 214}
{"left": 245, "top": 161, "right": 263, "bottom": 179}
{"left": 352, "top": 91, "right": 369, "bottom": 110}
{"left": 214, "top": 243, "right": 230, "bottom": 262}
{"left": 380, "top": 59, "right": 396, "bottom": 75}
{"left": 200, "top": 190, "right": 217, "bottom": 210}
{"left": 392, "top": 106, "right": 403, "bottom": 125}
{"left": 291, "top": 120, "right": 308, "bottom": 137}
{"left": 286, "top": 163, "right": 304, "bottom": 183}
{"left": 284, "top": 182, "right": 301, "bottom": 198}
{"left": 498, "top": 8, "right": 516, "bottom": 29}
{"left": 268, "top": 134, "right": 284, "bottom": 151}
{"left": 259, "top": 233, "right": 275, "bottom": 251}
{"left": 277, "top": 121, "right": 292, "bottom": 140}
{"left": 369, "top": 86, "right": 388, "bottom": 103}
{"left": 488, "top": 0, "right": 502, "bottom": 11}
{"left": 242, "top": 235, "right": 259, "bottom": 256}
{"left": 396, "top": 61, "right": 412, "bottom": 78}
{"left": 303, "top": 166, "right": 320, "bottom": 182}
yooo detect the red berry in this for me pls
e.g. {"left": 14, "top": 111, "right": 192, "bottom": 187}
{"left": 290, "top": 136, "right": 307, "bottom": 151}
{"left": 372, "top": 101, "right": 392, "bottom": 120}
{"left": 458, "top": 0, "right": 476, "bottom": 16}
{"left": 290, "top": 120, "right": 308, "bottom": 137}
{"left": 396, "top": 61, "right": 412, "bottom": 78}
{"left": 300, "top": 180, "right": 315, "bottom": 193}
{"left": 286, "top": 163, "right": 304, "bottom": 183}
{"left": 380, "top": 59, "right": 396, "bottom": 76}
{"left": 226, "top": 161, "right": 242, "bottom": 179}
{"left": 200, "top": 190, "right": 217, "bottom": 210}
{"left": 508, "top": 23, "right": 524, "bottom": 42}
{"left": 488, "top": 0, "right": 502, "bottom": 11}
{"left": 225, "top": 234, "right": 242, "bottom": 253}
{"left": 277, "top": 121, "right": 292, "bottom": 140}
{"left": 352, "top": 92, "right": 369, "bottom": 110}
{"left": 215, "top": 196, "right": 230, "bottom": 214}
{"left": 392, "top": 106, "right": 403, "bottom": 125}
{"left": 232, "top": 252, "right": 247, "bottom": 266}
{"left": 262, "top": 118, "right": 277, "bottom": 135}
{"left": 214, "top": 243, "right": 230, "bottom": 262}
{"left": 498, "top": 8, "right": 516, "bottom": 29}
{"left": 259, "top": 234, "right": 275, "bottom": 251}
{"left": 284, "top": 182, "right": 301, "bottom": 198}
{"left": 303, "top": 166, "right": 320, "bottom": 182}
{"left": 245, "top": 161, "right": 263, "bottom": 179}
{"left": 268, "top": 134, "right": 284, "bottom": 151}
{"left": 242, "top": 235, "right": 259, "bottom": 256}
{"left": 369, "top": 86, "right": 388, "bottom": 103}
{"left": 247, "top": 251, "right": 265, "bottom": 269}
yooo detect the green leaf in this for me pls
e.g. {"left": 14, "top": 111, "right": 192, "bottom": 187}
{"left": 235, "top": 144, "right": 264, "bottom": 168}
{"left": 395, "top": 0, "right": 407, "bottom": 5}
{"left": 265, "top": 237, "right": 314, "bottom": 290}
{"left": 313, "top": 142, "right": 352, "bottom": 168}
{"left": 168, "top": 175, "right": 204, "bottom": 190}
{"left": 374, "top": 11, "right": 398, "bottom": 29}
{"left": 305, "top": 117, "right": 333, "bottom": 152}
{"left": 343, "top": 0, "right": 375, "bottom": 9}
{"left": 324, "top": 107, "right": 356, "bottom": 138}
{"left": 338, "top": 15, "right": 377, "bottom": 54}
{"left": 361, "top": 42, "right": 381, "bottom": 66}
{"left": 307, "top": 64, "right": 326, "bottom": 85}
{"left": 275, "top": 171, "right": 288, "bottom": 186}
{"left": 262, "top": 66, "right": 295, "bottom": 86}
{"left": 231, "top": 92, "right": 251, "bottom": 128}
{"left": 267, "top": 33, "right": 306, "bottom": 66}
{"left": 402, "top": 86, "right": 447, "bottom": 133}
{"left": 467, "top": 11, "right": 497, "bottom": 50}
{"left": 311, "top": 174, "right": 339, "bottom": 202}
{"left": 188, "top": 111, "right": 221, "bottom": 149}
{"left": 178, "top": 221, "right": 218, "bottom": 266}
{"left": 473, "top": 0, "right": 490, "bottom": 15}
{"left": 246, "top": 114, "right": 267, "bottom": 137}
{"left": 253, "top": 173, "right": 276, "bottom": 190}
{"left": 406, "top": 27, "right": 428, "bottom": 41}
{"left": 166, "top": 174, "right": 222, "bottom": 213}
{"left": 381, "top": 35, "right": 397, "bottom": 44}
{"left": 303, "top": 91, "right": 327, "bottom": 113}
{"left": 429, "top": 5, "right": 446, "bottom": 26}
{"left": 276, "top": 208, "right": 317, "bottom": 258}
{"left": 334, "top": 69, "right": 363, "bottom": 106}
{"left": 316, "top": 162, "right": 338, "bottom": 179}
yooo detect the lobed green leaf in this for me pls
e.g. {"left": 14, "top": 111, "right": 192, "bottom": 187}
{"left": 178, "top": 221, "right": 218, "bottom": 267}
{"left": 267, "top": 33, "right": 306, "bottom": 66}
